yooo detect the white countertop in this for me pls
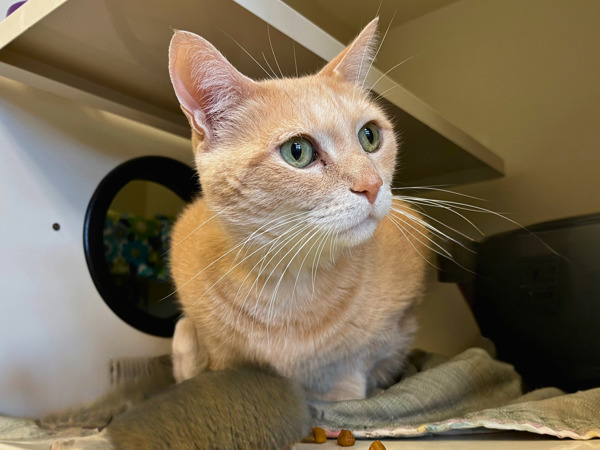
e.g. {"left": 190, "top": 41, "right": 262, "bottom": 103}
{"left": 295, "top": 431, "right": 600, "bottom": 449}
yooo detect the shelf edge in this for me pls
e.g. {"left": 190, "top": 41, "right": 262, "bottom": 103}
{"left": 0, "top": 57, "right": 190, "bottom": 138}
{"left": 0, "top": 0, "right": 68, "bottom": 49}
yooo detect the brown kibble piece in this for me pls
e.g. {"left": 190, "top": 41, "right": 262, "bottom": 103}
{"left": 301, "top": 427, "right": 327, "bottom": 444}
{"left": 313, "top": 427, "right": 327, "bottom": 443}
{"left": 337, "top": 429, "right": 355, "bottom": 446}
{"left": 369, "top": 440, "right": 387, "bottom": 450}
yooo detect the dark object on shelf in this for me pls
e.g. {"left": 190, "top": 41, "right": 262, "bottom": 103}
{"left": 439, "top": 213, "right": 600, "bottom": 392}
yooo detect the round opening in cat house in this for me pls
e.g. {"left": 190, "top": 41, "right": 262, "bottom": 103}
{"left": 84, "top": 156, "right": 200, "bottom": 337}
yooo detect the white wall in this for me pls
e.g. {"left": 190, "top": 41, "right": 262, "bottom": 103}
{"left": 0, "top": 76, "right": 193, "bottom": 417}
{"left": 379, "top": 0, "right": 600, "bottom": 230}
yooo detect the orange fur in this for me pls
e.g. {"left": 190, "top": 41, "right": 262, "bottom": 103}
{"left": 168, "top": 19, "right": 428, "bottom": 400}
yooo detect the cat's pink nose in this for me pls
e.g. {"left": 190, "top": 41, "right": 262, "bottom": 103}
{"left": 351, "top": 173, "right": 383, "bottom": 204}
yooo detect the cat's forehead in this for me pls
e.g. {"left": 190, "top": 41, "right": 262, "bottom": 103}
{"left": 253, "top": 76, "right": 384, "bottom": 135}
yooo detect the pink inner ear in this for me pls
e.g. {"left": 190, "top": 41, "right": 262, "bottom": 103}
{"left": 168, "top": 30, "right": 255, "bottom": 139}
{"left": 180, "top": 105, "right": 207, "bottom": 138}
{"left": 169, "top": 54, "right": 207, "bottom": 135}
{"left": 169, "top": 32, "right": 212, "bottom": 136}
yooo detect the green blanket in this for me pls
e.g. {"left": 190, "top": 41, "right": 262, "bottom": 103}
{"left": 309, "top": 348, "right": 600, "bottom": 439}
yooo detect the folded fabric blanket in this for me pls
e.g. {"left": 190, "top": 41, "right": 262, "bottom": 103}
{"left": 1, "top": 348, "right": 598, "bottom": 447}
{"left": 309, "top": 348, "right": 600, "bottom": 440}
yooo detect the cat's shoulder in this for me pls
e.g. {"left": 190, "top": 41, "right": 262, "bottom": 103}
{"left": 171, "top": 198, "right": 211, "bottom": 243}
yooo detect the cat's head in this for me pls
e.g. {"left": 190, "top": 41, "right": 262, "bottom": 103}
{"left": 169, "top": 19, "right": 397, "bottom": 249}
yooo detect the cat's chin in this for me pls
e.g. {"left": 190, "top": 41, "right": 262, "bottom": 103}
{"left": 336, "top": 216, "right": 379, "bottom": 248}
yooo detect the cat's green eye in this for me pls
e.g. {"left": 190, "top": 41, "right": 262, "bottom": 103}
{"left": 358, "top": 122, "right": 381, "bottom": 153}
{"left": 280, "top": 137, "right": 316, "bottom": 168}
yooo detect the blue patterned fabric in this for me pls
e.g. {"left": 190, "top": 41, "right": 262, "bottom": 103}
{"left": 103, "top": 210, "right": 174, "bottom": 282}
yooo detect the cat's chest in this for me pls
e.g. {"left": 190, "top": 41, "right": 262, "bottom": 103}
{"left": 208, "top": 270, "right": 404, "bottom": 352}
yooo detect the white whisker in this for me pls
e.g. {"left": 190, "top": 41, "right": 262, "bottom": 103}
{"left": 257, "top": 223, "right": 313, "bottom": 303}
{"left": 361, "top": 10, "right": 397, "bottom": 91}
{"left": 242, "top": 220, "right": 309, "bottom": 305}
{"left": 267, "top": 24, "right": 284, "bottom": 78}
{"left": 389, "top": 212, "right": 452, "bottom": 259}
{"left": 291, "top": 228, "right": 327, "bottom": 303}
{"left": 386, "top": 215, "right": 440, "bottom": 270}
{"left": 165, "top": 206, "right": 230, "bottom": 257}
{"left": 262, "top": 52, "right": 279, "bottom": 79}
{"left": 292, "top": 40, "right": 298, "bottom": 77}
{"left": 265, "top": 226, "right": 315, "bottom": 340}
{"left": 395, "top": 195, "right": 485, "bottom": 236}
{"left": 246, "top": 221, "right": 311, "bottom": 337}
{"left": 192, "top": 219, "right": 310, "bottom": 328}
{"left": 221, "top": 30, "right": 274, "bottom": 80}
{"left": 179, "top": 214, "right": 306, "bottom": 307}
{"left": 311, "top": 227, "right": 334, "bottom": 294}
{"left": 391, "top": 211, "right": 478, "bottom": 275}
{"left": 375, "top": 0, "right": 383, "bottom": 18}
{"left": 394, "top": 189, "right": 559, "bottom": 259}
{"left": 392, "top": 186, "right": 487, "bottom": 202}
{"left": 234, "top": 210, "right": 306, "bottom": 262}
{"left": 270, "top": 230, "right": 316, "bottom": 308}
{"left": 373, "top": 85, "right": 397, "bottom": 102}
{"left": 391, "top": 204, "right": 476, "bottom": 253}
{"left": 368, "top": 54, "right": 419, "bottom": 92}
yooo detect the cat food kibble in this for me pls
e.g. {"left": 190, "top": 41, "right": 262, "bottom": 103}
{"left": 369, "top": 441, "right": 387, "bottom": 450}
{"left": 313, "top": 427, "right": 327, "bottom": 443}
{"left": 301, "top": 427, "right": 327, "bottom": 444}
{"left": 337, "top": 429, "right": 355, "bottom": 446}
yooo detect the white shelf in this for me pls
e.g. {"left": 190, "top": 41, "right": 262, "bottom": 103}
{"left": 0, "top": 0, "right": 504, "bottom": 186}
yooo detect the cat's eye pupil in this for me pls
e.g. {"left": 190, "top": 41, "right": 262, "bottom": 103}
{"left": 280, "top": 137, "right": 315, "bottom": 168}
{"left": 358, "top": 122, "right": 380, "bottom": 153}
{"left": 291, "top": 142, "right": 302, "bottom": 160}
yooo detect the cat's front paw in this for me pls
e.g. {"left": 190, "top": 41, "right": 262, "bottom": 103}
{"left": 311, "top": 371, "right": 368, "bottom": 402}
{"left": 37, "top": 403, "right": 126, "bottom": 432}
{"left": 172, "top": 316, "right": 208, "bottom": 382}
{"left": 50, "top": 430, "right": 112, "bottom": 449}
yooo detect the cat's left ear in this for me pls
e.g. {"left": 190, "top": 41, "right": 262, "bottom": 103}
{"left": 320, "top": 18, "right": 379, "bottom": 86}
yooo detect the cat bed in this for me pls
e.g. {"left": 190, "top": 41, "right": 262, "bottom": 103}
{"left": 1, "top": 348, "right": 598, "bottom": 447}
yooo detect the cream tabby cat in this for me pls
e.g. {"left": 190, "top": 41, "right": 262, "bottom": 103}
{"left": 168, "top": 18, "right": 428, "bottom": 401}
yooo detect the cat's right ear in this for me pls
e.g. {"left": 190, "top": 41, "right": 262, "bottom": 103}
{"left": 319, "top": 18, "right": 379, "bottom": 87}
{"left": 169, "top": 30, "right": 255, "bottom": 144}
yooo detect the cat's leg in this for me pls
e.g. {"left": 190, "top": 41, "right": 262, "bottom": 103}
{"left": 319, "top": 370, "right": 368, "bottom": 401}
{"left": 367, "top": 352, "right": 407, "bottom": 393}
{"left": 51, "top": 430, "right": 113, "bottom": 449}
{"left": 367, "top": 313, "right": 417, "bottom": 392}
{"left": 172, "top": 316, "right": 208, "bottom": 383}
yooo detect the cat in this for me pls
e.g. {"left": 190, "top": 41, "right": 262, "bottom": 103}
{"left": 168, "top": 17, "right": 429, "bottom": 402}
{"left": 41, "top": 360, "right": 310, "bottom": 449}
